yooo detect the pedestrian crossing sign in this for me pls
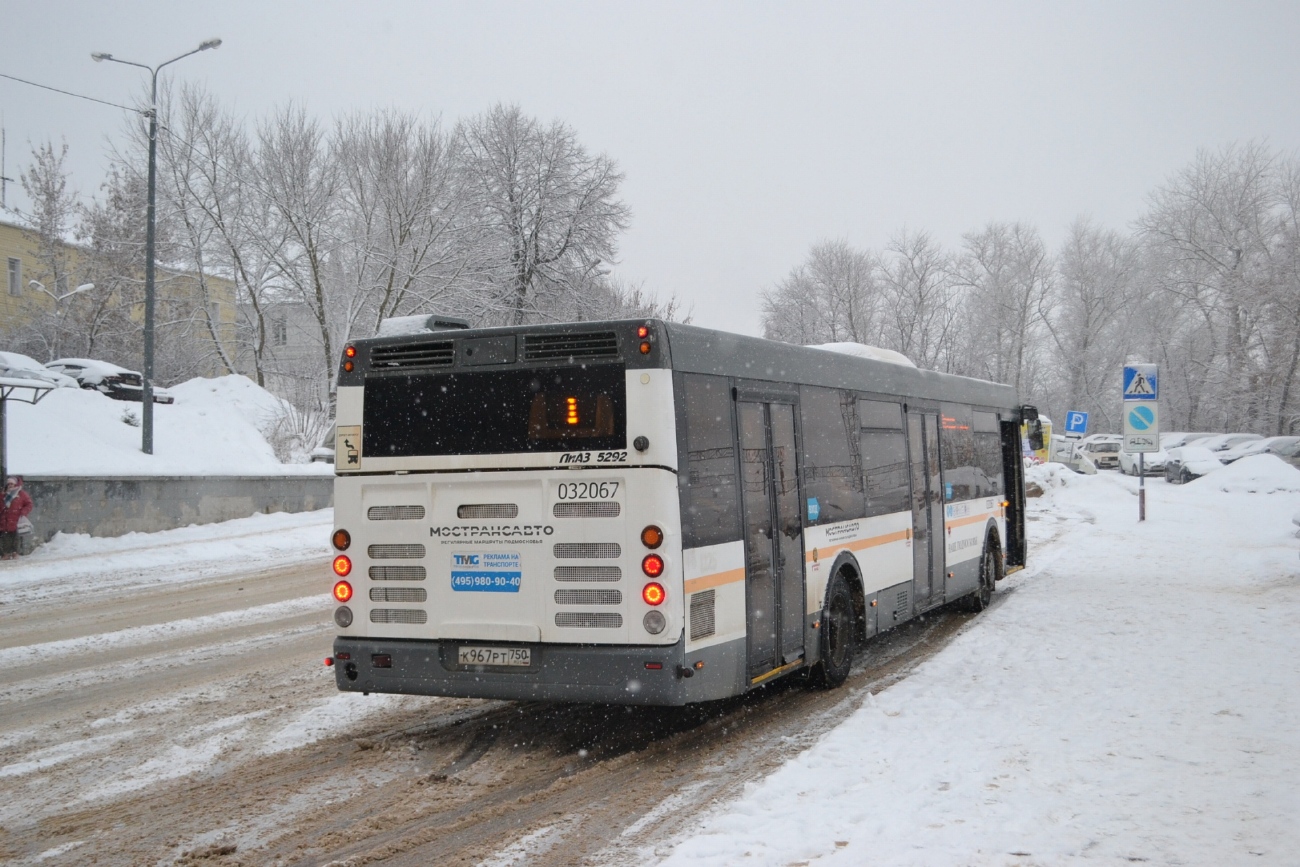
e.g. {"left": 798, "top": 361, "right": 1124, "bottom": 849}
{"left": 1123, "top": 364, "right": 1158, "bottom": 401}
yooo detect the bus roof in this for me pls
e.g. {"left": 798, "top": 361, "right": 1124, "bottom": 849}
{"left": 340, "top": 318, "right": 1019, "bottom": 411}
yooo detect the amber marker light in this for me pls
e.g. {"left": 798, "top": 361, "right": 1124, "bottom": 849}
{"left": 343, "top": 360, "right": 354, "bottom": 372}
{"left": 640, "top": 525, "right": 664, "bottom": 549}
{"left": 639, "top": 341, "right": 652, "bottom": 354}
{"left": 642, "top": 553, "right": 664, "bottom": 578}
{"left": 332, "top": 529, "right": 351, "bottom": 550}
{"left": 333, "top": 554, "right": 352, "bottom": 577}
{"left": 642, "top": 582, "right": 665, "bottom": 606}
{"left": 566, "top": 396, "right": 580, "bottom": 425}
{"left": 333, "top": 580, "right": 353, "bottom": 603}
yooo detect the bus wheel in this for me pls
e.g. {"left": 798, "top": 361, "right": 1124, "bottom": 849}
{"left": 811, "top": 572, "right": 855, "bottom": 688}
{"left": 966, "top": 538, "right": 999, "bottom": 613}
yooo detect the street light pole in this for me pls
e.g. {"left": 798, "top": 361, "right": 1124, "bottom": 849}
{"left": 91, "top": 39, "right": 221, "bottom": 454}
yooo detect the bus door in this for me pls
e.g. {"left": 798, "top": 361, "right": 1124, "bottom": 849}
{"left": 906, "top": 409, "right": 945, "bottom": 608}
{"left": 737, "top": 397, "right": 805, "bottom": 678}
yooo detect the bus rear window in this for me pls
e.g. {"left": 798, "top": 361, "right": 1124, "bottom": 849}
{"left": 362, "top": 365, "right": 626, "bottom": 457}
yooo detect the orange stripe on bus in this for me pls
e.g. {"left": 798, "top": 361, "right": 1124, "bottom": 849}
{"left": 684, "top": 567, "right": 745, "bottom": 594}
{"left": 806, "top": 528, "right": 911, "bottom": 563}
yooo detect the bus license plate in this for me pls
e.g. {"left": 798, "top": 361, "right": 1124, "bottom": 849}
{"left": 458, "top": 646, "right": 531, "bottom": 667}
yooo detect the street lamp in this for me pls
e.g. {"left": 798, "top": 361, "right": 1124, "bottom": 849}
{"left": 29, "top": 280, "right": 95, "bottom": 302}
{"left": 91, "top": 38, "right": 221, "bottom": 454}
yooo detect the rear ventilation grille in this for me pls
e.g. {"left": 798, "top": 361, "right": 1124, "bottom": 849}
{"left": 553, "top": 502, "right": 621, "bottom": 518}
{"left": 554, "top": 566, "right": 622, "bottom": 582}
{"left": 370, "top": 587, "right": 428, "bottom": 603}
{"left": 370, "top": 566, "right": 426, "bottom": 581}
{"left": 371, "top": 341, "right": 454, "bottom": 369}
{"left": 368, "top": 505, "right": 425, "bottom": 521}
{"left": 555, "top": 589, "right": 622, "bottom": 605}
{"left": 553, "top": 543, "right": 622, "bottom": 559}
{"left": 458, "top": 504, "right": 519, "bottom": 519}
{"left": 368, "top": 544, "right": 426, "bottom": 559}
{"left": 690, "top": 589, "right": 716, "bottom": 641}
{"left": 524, "top": 332, "right": 619, "bottom": 361}
{"left": 371, "top": 608, "right": 428, "bottom": 624}
{"left": 555, "top": 612, "right": 623, "bottom": 629}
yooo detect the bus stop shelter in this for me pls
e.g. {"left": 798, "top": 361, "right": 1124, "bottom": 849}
{"left": 0, "top": 375, "right": 55, "bottom": 483}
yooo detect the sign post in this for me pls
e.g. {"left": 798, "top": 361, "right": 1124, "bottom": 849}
{"left": 1122, "top": 364, "right": 1159, "bottom": 521}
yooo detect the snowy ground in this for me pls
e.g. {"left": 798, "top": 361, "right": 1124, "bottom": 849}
{"left": 2, "top": 457, "right": 1298, "bottom": 865}
{"left": 653, "top": 456, "right": 1300, "bottom": 866}
{"left": 3, "top": 374, "right": 333, "bottom": 475}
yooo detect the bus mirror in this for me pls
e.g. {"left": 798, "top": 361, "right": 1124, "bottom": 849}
{"left": 1021, "top": 405, "right": 1039, "bottom": 422}
{"left": 1027, "top": 419, "right": 1044, "bottom": 450}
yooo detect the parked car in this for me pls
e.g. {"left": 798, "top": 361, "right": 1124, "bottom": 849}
{"left": 1195, "top": 433, "right": 1262, "bottom": 454}
{"left": 1160, "top": 432, "right": 1217, "bottom": 449}
{"left": 1119, "top": 446, "right": 1170, "bottom": 476}
{"left": 1164, "top": 446, "right": 1225, "bottom": 484}
{"left": 45, "top": 358, "right": 175, "bottom": 404}
{"left": 1080, "top": 438, "right": 1121, "bottom": 469}
{"left": 1217, "top": 436, "right": 1300, "bottom": 464}
{"left": 310, "top": 426, "right": 337, "bottom": 463}
{"left": 1273, "top": 439, "right": 1300, "bottom": 470}
{"left": 0, "top": 351, "right": 78, "bottom": 389}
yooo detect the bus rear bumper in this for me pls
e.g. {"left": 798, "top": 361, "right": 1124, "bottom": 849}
{"left": 331, "top": 634, "right": 742, "bottom": 706}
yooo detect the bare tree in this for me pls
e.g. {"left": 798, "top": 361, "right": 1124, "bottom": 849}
{"left": 457, "top": 104, "right": 630, "bottom": 325}
{"left": 878, "top": 229, "right": 957, "bottom": 370}
{"left": 761, "top": 240, "right": 879, "bottom": 346}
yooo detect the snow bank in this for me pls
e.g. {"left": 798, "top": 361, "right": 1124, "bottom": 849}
{"left": 2, "top": 375, "right": 332, "bottom": 476}
{"left": 808, "top": 342, "right": 917, "bottom": 367}
{"left": 1205, "top": 453, "right": 1300, "bottom": 494}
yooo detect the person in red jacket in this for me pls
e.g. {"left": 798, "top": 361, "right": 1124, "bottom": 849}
{"left": 1, "top": 475, "right": 34, "bottom": 560}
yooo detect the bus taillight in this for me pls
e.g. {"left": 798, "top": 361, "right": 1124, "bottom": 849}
{"left": 333, "top": 555, "right": 352, "bottom": 577}
{"left": 332, "top": 529, "right": 351, "bottom": 550}
{"left": 640, "top": 525, "right": 663, "bottom": 549}
{"left": 642, "top": 553, "right": 664, "bottom": 577}
{"left": 333, "top": 580, "right": 353, "bottom": 603}
{"left": 642, "top": 582, "right": 665, "bottom": 606}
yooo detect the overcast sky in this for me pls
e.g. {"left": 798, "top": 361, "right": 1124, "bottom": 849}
{"left": 3, "top": 1, "right": 1299, "bottom": 335}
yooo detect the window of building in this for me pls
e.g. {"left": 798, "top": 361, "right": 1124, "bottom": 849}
{"left": 678, "top": 373, "right": 739, "bottom": 547}
{"left": 7, "top": 258, "right": 20, "bottom": 296}
{"left": 272, "top": 316, "right": 288, "bottom": 347}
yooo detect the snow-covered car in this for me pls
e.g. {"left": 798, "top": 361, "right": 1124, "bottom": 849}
{"left": 1080, "top": 438, "right": 1121, "bottom": 469}
{"left": 0, "top": 351, "right": 78, "bottom": 389}
{"left": 1195, "top": 432, "right": 1262, "bottom": 454}
{"left": 1118, "top": 446, "right": 1169, "bottom": 476}
{"left": 310, "top": 426, "right": 336, "bottom": 463}
{"left": 1272, "top": 439, "right": 1300, "bottom": 470}
{"left": 1217, "top": 435, "right": 1300, "bottom": 464}
{"left": 1160, "top": 431, "right": 1217, "bottom": 449}
{"left": 45, "top": 358, "right": 175, "bottom": 404}
{"left": 1164, "top": 446, "right": 1225, "bottom": 484}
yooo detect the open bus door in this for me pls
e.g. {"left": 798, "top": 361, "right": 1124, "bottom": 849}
{"left": 1001, "top": 405, "right": 1037, "bottom": 571}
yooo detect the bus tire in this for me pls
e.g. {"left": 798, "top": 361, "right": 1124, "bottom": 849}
{"left": 811, "top": 571, "right": 855, "bottom": 688}
{"left": 966, "top": 535, "right": 1000, "bottom": 613}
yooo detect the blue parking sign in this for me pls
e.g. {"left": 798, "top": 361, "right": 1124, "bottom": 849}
{"left": 1065, "top": 411, "right": 1089, "bottom": 435}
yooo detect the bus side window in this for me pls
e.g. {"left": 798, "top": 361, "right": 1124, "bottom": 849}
{"left": 858, "top": 399, "right": 908, "bottom": 516}
{"left": 679, "top": 374, "right": 740, "bottom": 547}
{"left": 799, "top": 386, "right": 864, "bottom": 525}
{"left": 973, "top": 411, "right": 1004, "bottom": 497}
{"left": 939, "top": 404, "right": 978, "bottom": 501}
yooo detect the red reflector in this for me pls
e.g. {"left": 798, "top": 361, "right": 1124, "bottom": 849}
{"left": 642, "top": 553, "right": 664, "bottom": 577}
{"left": 372, "top": 654, "right": 392, "bottom": 668}
{"left": 335, "top": 652, "right": 351, "bottom": 661}
{"left": 325, "top": 657, "right": 334, "bottom": 666}
{"left": 333, "top": 580, "right": 353, "bottom": 603}
{"left": 333, "top": 555, "right": 351, "bottom": 577}
{"left": 644, "top": 661, "right": 663, "bottom": 670}
{"left": 642, "top": 582, "right": 665, "bottom": 606}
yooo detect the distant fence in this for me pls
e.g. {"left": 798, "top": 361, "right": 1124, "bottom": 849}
{"left": 22, "top": 475, "right": 335, "bottom": 540}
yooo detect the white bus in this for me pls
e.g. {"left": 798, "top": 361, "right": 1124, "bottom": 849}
{"left": 327, "top": 319, "right": 1032, "bottom": 705}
